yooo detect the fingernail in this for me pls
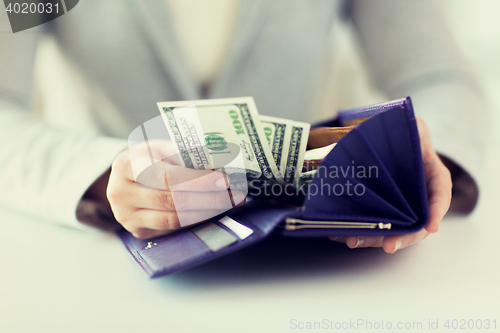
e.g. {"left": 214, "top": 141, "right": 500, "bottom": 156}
{"left": 215, "top": 174, "right": 230, "bottom": 189}
{"left": 354, "top": 237, "right": 364, "bottom": 248}
{"left": 330, "top": 237, "right": 339, "bottom": 241}
{"left": 393, "top": 239, "right": 403, "bottom": 253}
{"left": 349, "top": 237, "right": 364, "bottom": 248}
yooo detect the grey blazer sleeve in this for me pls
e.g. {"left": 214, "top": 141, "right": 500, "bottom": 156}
{"left": 0, "top": 14, "right": 127, "bottom": 229}
{"left": 349, "top": 0, "right": 490, "bottom": 211}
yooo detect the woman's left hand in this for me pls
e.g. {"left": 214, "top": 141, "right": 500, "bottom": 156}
{"left": 330, "top": 117, "right": 452, "bottom": 253}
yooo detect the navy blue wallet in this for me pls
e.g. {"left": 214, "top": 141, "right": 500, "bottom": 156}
{"left": 118, "top": 97, "right": 429, "bottom": 278}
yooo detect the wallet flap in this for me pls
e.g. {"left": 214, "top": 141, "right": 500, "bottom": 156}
{"left": 117, "top": 201, "right": 293, "bottom": 278}
{"left": 282, "top": 97, "right": 429, "bottom": 237}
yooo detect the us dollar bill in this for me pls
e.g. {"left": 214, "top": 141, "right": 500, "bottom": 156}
{"left": 283, "top": 121, "right": 311, "bottom": 184}
{"left": 260, "top": 115, "right": 293, "bottom": 179}
{"left": 157, "top": 97, "right": 285, "bottom": 186}
{"left": 259, "top": 116, "right": 311, "bottom": 184}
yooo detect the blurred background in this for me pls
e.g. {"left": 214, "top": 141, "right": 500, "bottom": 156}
{"left": 33, "top": 0, "right": 500, "bottom": 143}
{"left": 3, "top": 3, "right": 498, "bottom": 331}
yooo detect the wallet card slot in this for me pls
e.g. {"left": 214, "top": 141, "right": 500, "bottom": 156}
{"left": 319, "top": 117, "right": 417, "bottom": 220}
{"left": 192, "top": 222, "right": 239, "bottom": 252}
{"left": 355, "top": 107, "right": 423, "bottom": 215}
{"left": 352, "top": 127, "right": 418, "bottom": 220}
{"left": 330, "top": 170, "right": 415, "bottom": 223}
{"left": 216, "top": 216, "right": 254, "bottom": 240}
{"left": 304, "top": 158, "right": 415, "bottom": 225}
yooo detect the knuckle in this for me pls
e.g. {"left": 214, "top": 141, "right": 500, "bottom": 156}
{"left": 106, "top": 184, "right": 119, "bottom": 204}
{"left": 161, "top": 164, "right": 176, "bottom": 190}
{"left": 150, "top": 162, "right": 167, "bottom": 189}
{"left": 112, "top": 208, "right": 133, "bottom": 227}
{"left": 137, "top": 162, "right": 165, "bottom": 190}
{"left": 164, "top": 212, "right": 180, "bottom": 229}
{"left": 112, "top": 208, "right": 137, "bottom": 229}
{"left": 113, "top": 150, "right": 135, "bottom": 181}
{"left": 112, "top": 210, "right": 127, "bottom": 225}
{"left": 112, "top": 150, "right": 130, "bottom": 172}
{"left": 145, "top": 211, "right": 179, "bottom": 230}
{"left": 158, "top": 191, "right": 177, "bottom": 210}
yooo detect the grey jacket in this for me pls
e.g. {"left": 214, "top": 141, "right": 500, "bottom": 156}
{"left": 0, "top": 0, "right": 489, "bottom": 228}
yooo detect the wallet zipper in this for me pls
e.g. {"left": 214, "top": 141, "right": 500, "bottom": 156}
{"left": 285, "top": 218, "right": 392, "bottom": 231}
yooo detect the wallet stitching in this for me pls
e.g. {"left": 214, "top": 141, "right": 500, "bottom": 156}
{"left": 339, "top": 101, "right": 405, "bottom": 120}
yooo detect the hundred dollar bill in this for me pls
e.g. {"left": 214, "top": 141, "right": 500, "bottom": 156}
{"left": 260, "top": 115, "right": 293, "bottom": 179}
{"left": 283, "top": 121, "right": 311, "bottom": 184}
{"left": 157, "top": 97, "right": 285, "bottom": 185}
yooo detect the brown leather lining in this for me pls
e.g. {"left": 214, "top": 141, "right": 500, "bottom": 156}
{"left": 303, "top": 116, "right": 372, "bottom": 172}
{"left": 307, "top": 126, "right": 354, "bottom": 150}
{"left": 302, "top": 159, "right": 323, "bottom": 172}
{"left": 341, "top": 116, "right": 372, "bottom": 127}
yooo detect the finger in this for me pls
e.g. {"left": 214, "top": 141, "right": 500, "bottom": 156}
{"left": 345, "top": 236, "right": 385, "bottom": 249}
{"left": 417, "top": 117, "right": 452, "bottom": 233}
{"left": 329, "top": 237, "right": 347, "bottom": 243}
{"left": 146, "top": 139, "right": 182, "bottom": 163}
{"left": 130, "top": 188, "right": 246, "bottom": 211}
{"left": 136, "top": 160, "right": 231, "bottom": 192}
{"left": 416, "top": 117, "right": 434, "bottom": 159}
{"left": 108, "top": 174, "right": 245, "bottom": 211}
{"left": 383, "top": 229, "right": 431, "bottom": 254}
{"left": 425, "top": 161, "right": 452, "bottom": 233}
{"left": 126, "top": 138, "right": 182, "bottom": 176}
{"left": 126, "top": 208, "right": 227, "bottom": 232}
{"left": 107, "top": 173, "right": 138, "bottom": 222}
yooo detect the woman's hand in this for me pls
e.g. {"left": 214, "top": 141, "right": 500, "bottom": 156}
{"left": 106, "top": 140, "right": 245, "bottom": 239}
{"left": 330, "top": 117, "right": 452, "bottom": 253}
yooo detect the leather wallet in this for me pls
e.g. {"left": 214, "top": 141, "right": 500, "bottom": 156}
{"left": 118, "top": 97, "right": 429, "bottom": 278}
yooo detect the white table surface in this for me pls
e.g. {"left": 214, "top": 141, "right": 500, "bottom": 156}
{"left": 1, "top": 146, "right": 499, "bottom": 333}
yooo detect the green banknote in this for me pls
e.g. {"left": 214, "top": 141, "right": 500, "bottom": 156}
{"left": 260, "top": 115, "right": 293, "bottom": 180}
{"left": 283, "top": 121, "right": 310, "bottom": 184}
{"left": 157, "top": 97, "right": 284, "bottom": 185}
{"left": 259, "top": 116, "right": 311, "bottom": 184}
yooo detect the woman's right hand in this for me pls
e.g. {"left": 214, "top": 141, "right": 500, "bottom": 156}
{"left": 106, "top": 140, "right": 245, "bottom": 239}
